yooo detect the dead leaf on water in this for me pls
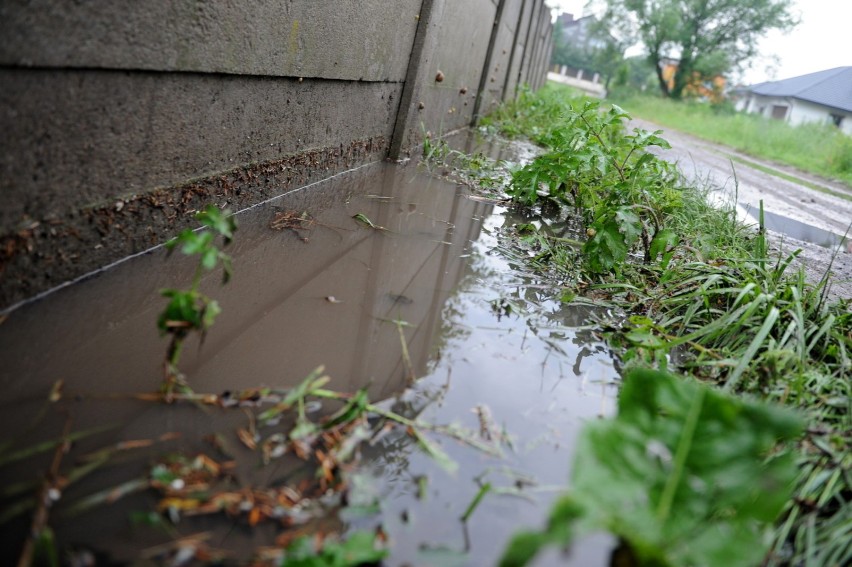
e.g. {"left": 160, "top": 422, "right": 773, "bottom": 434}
{"left": 237, "top": 428, "right": 257, "bottom": 451}
{"left": 48, "top": 379, "right": 64, "bottom": 402}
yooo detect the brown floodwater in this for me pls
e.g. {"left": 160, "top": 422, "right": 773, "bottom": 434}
{"left": 0, "top": 135, "right": 620, "bottom": 566}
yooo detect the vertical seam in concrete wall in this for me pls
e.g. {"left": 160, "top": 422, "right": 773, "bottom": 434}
{"left": 501, "top": 0, "right": 528, "bottom": 101}
{"left": 542, "top": 30, "right": 554, "bottom": 88}
{"left": 539, "top": 16, "right": 553, "bottom": 88}
{"left": 389, "top": 0, "right": 437, "bottom": 160}
{"left": 471, "top": 0, "right": 507, "bottom": 125}
{"left": 516, "top": 0, "right": 539, "bottom": 95}
{"left": 526, "top": 3, "right": 546, "bottom": 88}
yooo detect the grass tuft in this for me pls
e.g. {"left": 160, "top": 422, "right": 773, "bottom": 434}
{"left": 610, "top": 93, "right": 852, "bottom": 187}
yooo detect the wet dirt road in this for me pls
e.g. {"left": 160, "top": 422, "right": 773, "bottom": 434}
{"left": 632, "top": 117, "right": 852, "bottom": 302}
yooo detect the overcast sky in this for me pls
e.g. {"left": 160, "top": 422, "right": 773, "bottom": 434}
{"left": 545, "top": 0, "right": 852, "bottom": 85}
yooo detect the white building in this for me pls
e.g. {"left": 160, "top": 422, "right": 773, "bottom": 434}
{"left": 736, "top": 67, "right": 852, "bottom": 135}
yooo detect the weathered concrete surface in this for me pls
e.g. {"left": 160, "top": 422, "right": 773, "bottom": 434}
{"left": 0, "top": 69, "right": 397, "bottom": 308}
{"left": 518, "top": 0, "right": 543, "bottom": 90}
{"left": 503, "top": 0, "right": 534, "bottom": 101}
{"left": 527, "top": 2, "right": 551, "bottom": 91}
{"left": 0, "top": 0, "right": 421, "bottom": 82}
{"left": 392, "top": 0, "right": 498, "bottom": 155}
{"left": 0, "top": 0, "right": 552, "bottom": 310}
{"left": 0, "top": 70, "right": 401, "bottom": 233}
{"left": 530, "top": 10, "right": 553, "bottom": 90}
{"left": 475, "top": 0, "right": 523, "bottom": 117}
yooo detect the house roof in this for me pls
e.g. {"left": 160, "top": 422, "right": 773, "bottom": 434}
{"left": 749, "top": 67, "right": 852, "bottom": 113}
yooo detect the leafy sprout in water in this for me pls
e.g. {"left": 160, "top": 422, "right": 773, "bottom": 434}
{"left": 157, "top": 205, "right": 237, "bottom": 398}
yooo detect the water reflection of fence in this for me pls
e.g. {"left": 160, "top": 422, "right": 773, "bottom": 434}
{"left": 189, "top": 162, "right": 491, "bottom": 401}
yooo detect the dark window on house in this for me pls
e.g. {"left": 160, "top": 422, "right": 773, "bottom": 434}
{"left": 771, "top": 105, "right": 788, "bottom": 120}
{"left": 829, "top": 113, "right": 844, "bottom": 128}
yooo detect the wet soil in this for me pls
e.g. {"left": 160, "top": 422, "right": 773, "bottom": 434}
{"left": 0, "top": 134, "right": 617, "bottom": 565}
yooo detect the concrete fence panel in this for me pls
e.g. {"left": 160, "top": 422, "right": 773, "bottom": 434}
{"left": 0, "top": 0, "right": 552, "bottom": 310}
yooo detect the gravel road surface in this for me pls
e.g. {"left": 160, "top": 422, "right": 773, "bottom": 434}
{"left": 632, "top": 117, "right": 852, "bottom": 303}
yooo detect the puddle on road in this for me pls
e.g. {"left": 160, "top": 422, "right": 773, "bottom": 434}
{"left": 741, "top": 203, "right": 848, "bottom": 249}
{"left": 0, "top": 142, "right": 619, "bottom": 565}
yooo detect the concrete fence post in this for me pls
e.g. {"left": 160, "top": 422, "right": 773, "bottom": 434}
{"left": 390, "top": 0, "right": 437, "bottom": 160}
{"left": 471, "top": 0, "right": 508, "bottom": 124}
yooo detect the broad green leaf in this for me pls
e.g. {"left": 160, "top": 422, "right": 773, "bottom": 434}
{"left": 614, "top": 207, "right": 642, "bottom": 246}
{"left": 574, "top": 369, "right": 802, "bottom": 567}
{"left": 282, "top": 531, "right": 387, "bottom": 567}
{"left": 650, "top": 229, "right": 679, "bottom": 264}
{"left": 584, "top": 220, "right": 628, "bottom": 273}
{"left": 503, "top": 369, "right": 802, "bottom": 567}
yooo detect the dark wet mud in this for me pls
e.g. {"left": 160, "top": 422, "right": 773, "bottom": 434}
{"left": 0, "top": 136, "right": 618, "bottom": 565}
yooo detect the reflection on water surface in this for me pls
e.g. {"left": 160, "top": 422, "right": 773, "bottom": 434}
{"left": 0, "top": 142, "right": 618, "bottom": 565}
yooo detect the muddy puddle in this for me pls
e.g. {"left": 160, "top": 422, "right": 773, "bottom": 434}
{"left": 0, "top": 134, "right": 619, "bottom": 565}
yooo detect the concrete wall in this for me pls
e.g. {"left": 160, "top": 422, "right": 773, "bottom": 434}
{"left": 0, "top": 0, "right": 552, "bottom": 310}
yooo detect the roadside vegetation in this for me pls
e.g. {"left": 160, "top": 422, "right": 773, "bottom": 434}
{"left": 476, "top": 85, "right": 851, "bottom": 566}
{"left": 611, "top": 92, "right": 852, "bottom": 187}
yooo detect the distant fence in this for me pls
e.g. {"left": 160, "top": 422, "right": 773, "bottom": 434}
{"left": 0, "top": 0, "right": 553, "bottom": 309}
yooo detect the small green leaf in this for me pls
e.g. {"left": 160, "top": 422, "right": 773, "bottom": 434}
{"left": 584, "top": 220, "right": 628, "bottom": 273}
{"left": 411, "top": 428, "right": 458, "bottom": 474}
{"left": 202, "top": 299, "right": 221, "bottom": 329}
{"left": 352, "top": 213, "right": 377, "bottom": 228}
{"left": 282, "top": 531, "right": 388, "bottom": 567}
{"left": 201, "top": 247, "right": 218, "bottom": 270}
{"left": 650, "top": 229, "right": 679, "bottom": 264}
{"left": 196, "top": 206, "right": 236, "bottom": 242}
{"left": 181, "top": 231, "right": 214, "bottom": 256}
{"left": 614, "top": 207, "right": 642, "bottom": 246}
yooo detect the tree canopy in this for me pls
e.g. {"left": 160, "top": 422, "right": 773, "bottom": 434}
{"left": 551, "top": 25, "right": 626, "bottom": 90}
{"left": 592, "top": 0, "right": 798, "bottom": 99}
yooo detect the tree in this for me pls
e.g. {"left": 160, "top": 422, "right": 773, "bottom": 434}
{"left": 593, "top": 0, "right": 798, "bottom": 99}
{"left": 551, "top": 19, "right": 628, "bottom": 91}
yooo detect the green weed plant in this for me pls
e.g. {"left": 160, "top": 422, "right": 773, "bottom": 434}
{"left": 501, "top": 368, "right": 803, "bottom": 567}
{"left": 507, "top": 100, "right": 682, "bottom": 273}
{"left": 158, "top": 206, "right": 237, "bottom": 397}
{"left": 478, "top": 85, "right": 850, "bottom": 566}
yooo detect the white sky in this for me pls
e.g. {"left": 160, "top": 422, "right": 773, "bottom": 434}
{"left": 545, "top": 0, "right": 852, "bottom": 85}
